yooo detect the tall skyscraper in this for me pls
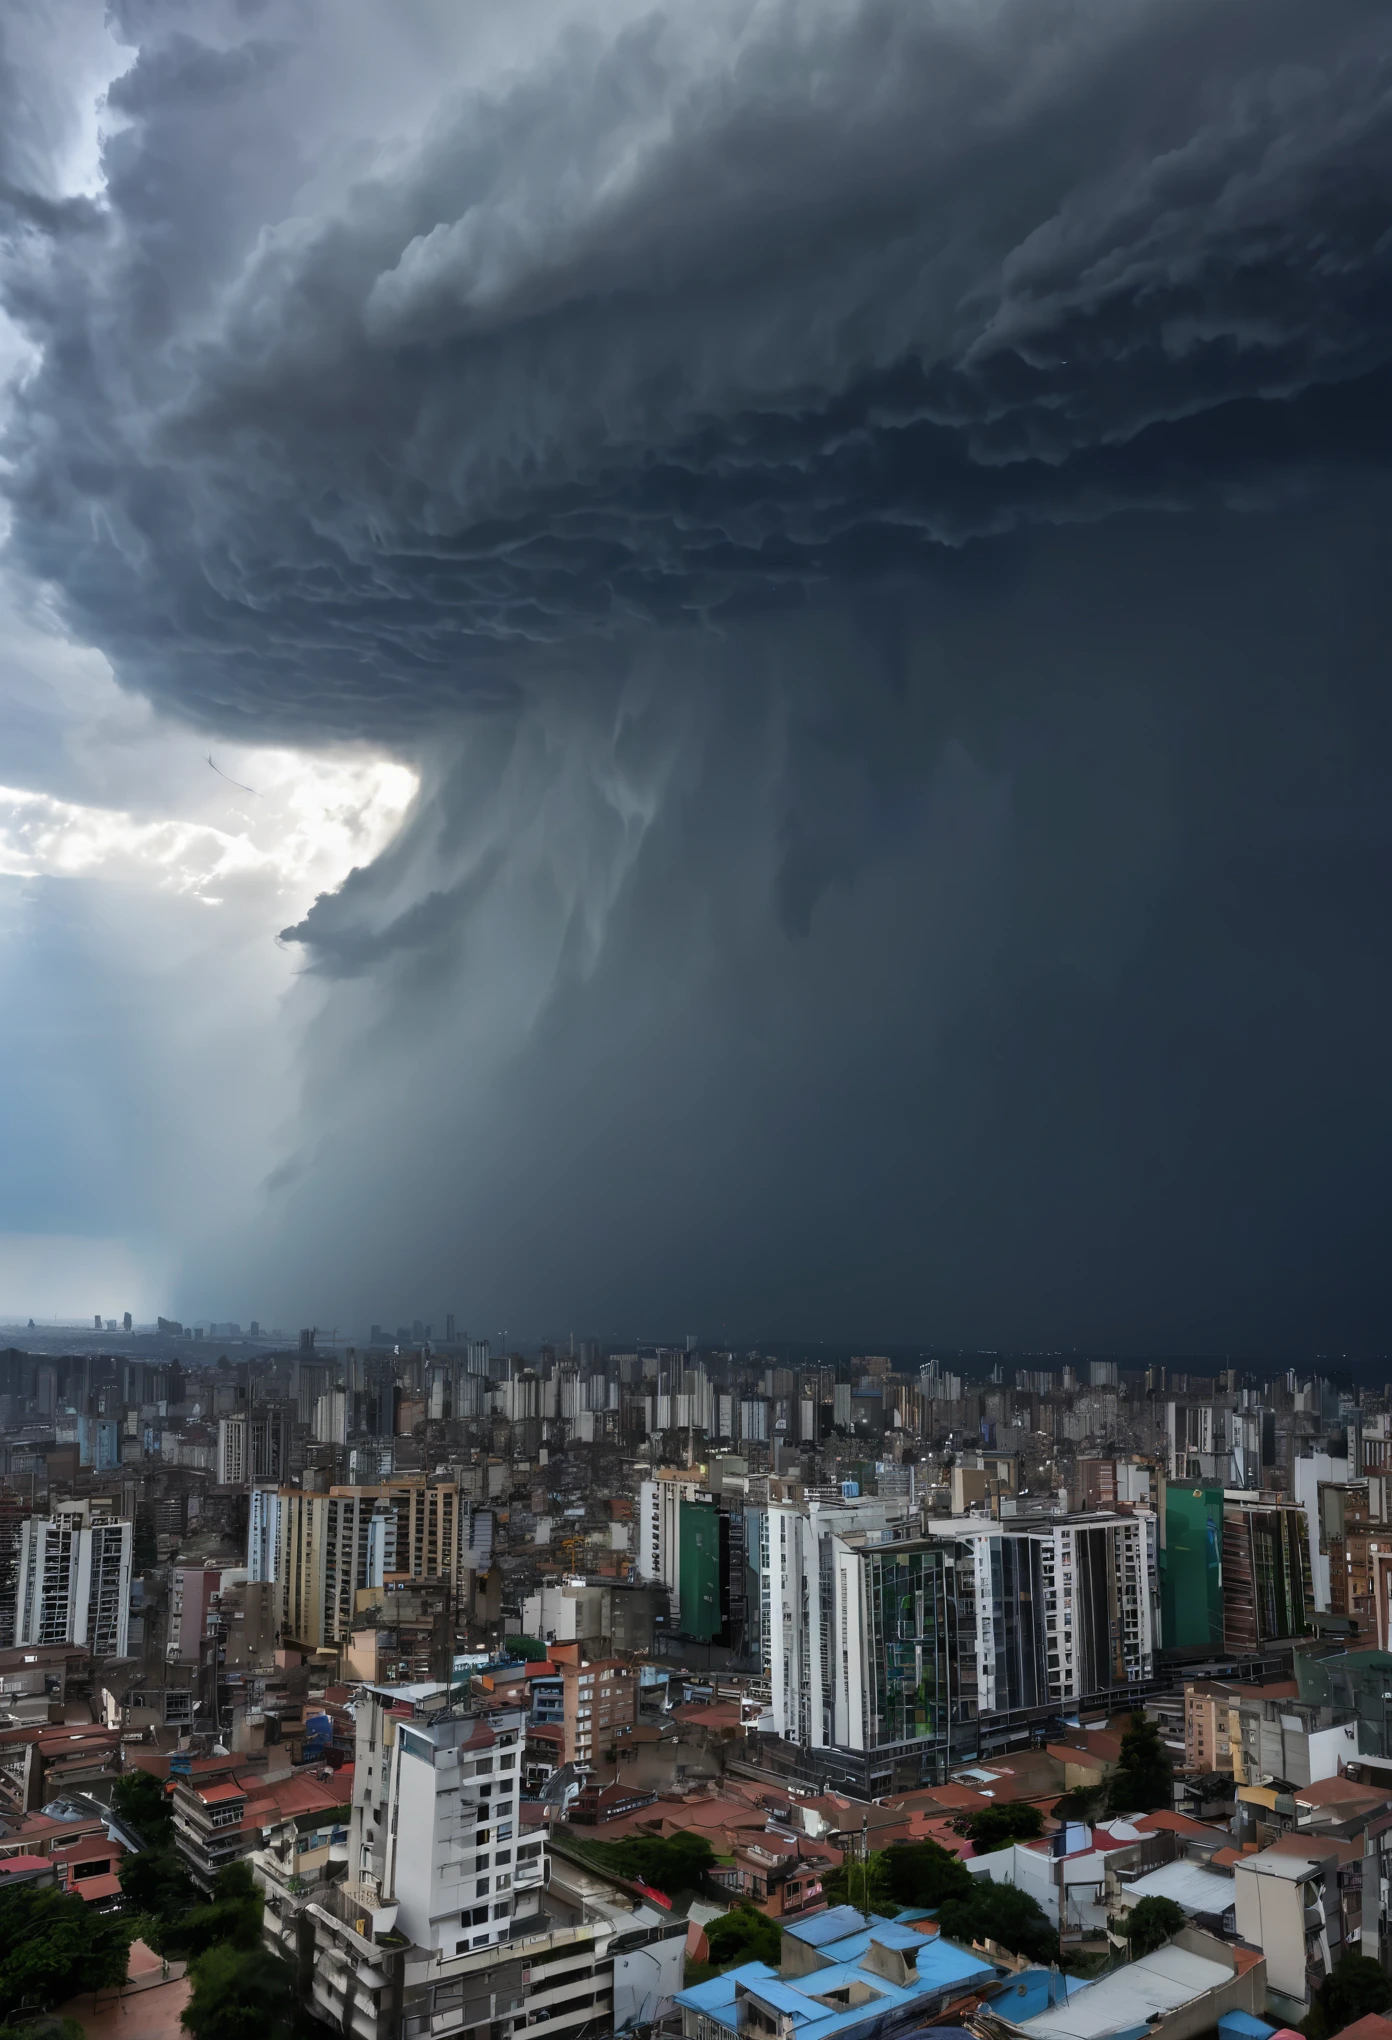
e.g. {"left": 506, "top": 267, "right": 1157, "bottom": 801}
{"left": 16, "top": 1503, "right": 132, "bottom": 1657}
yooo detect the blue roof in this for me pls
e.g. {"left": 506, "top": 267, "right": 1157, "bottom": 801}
{"left": 786, "top": 1906, "right": 871, "bottom": 1946}
{"left": 675, "top": 1919, "right": 996, "bottom": 2040}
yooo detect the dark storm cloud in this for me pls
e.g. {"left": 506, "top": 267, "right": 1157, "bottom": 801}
{"left": 4, "top": 0, "right": 1392, "bottom": 728}
{"left": 3, "top": 0, "right": 1392, "bottom": 1346}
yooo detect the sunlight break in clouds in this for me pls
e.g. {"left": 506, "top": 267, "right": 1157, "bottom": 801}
{"left": 0, "top": 754, "right": 417, "bottom": 904}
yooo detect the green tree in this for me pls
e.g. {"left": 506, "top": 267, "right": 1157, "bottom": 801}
{"left": 965, "top": 1804, "right": 1046, "bottom": 1853}
{"left": 0, "top": 1885, "right": 129, "bottom": 2019}
{"left": 706, "top": 1905, "right": 783, "bottom": 1971}
{"left": 938, "top": 1880, "right": 1060, "bottom": 1965}
{"left": 118, "top": 1842, "right": 197, "bottom": 1924}
{"left": 112, "top": 1771, "right": 174, "bottom": 1846}
{"left": 1119, "top": 1896, "right": 1186, "bottom": 1957}
{"left": 881, "top": 1839, "right": 977, "bottom": 1908}
{"left": 1308, "top": 1951, "right": 1392, "bottom": 2040}
{"left": 180, "top": 1944, "right": 299, "bottom": 2040}
{"left": 822, "top": 1840, "right": 1059, "bottom": 1964}
{"left": 1053, "top": 1785, "right": 1106, "bottom": 1824}
{"left": 161, "top": 1863, "right": 264, "bottom": 1959}
{"left": 1106, "top": 1714, "right": 1173, "bottom": 1816}
{"left": 822, "top": 1850, "right": 900, "bottom": 1913}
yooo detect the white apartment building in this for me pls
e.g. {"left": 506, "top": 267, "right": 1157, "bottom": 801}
{"left": 926, "top": 1512, "right": 1158, "bottom": 1713}
{"left": 256, "top": 1687, "right": 637, "bottom": 2040}
{"left": 348, "top": 1691, "right": 541, "bottom": 1956}
{"left": 16, "top": 1502, "right": 132, "bottom": 1658}
{"left": 762, "top": 1495, "right": 911, "bottom": 1751}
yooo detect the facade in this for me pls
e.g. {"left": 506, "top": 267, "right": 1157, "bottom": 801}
{"left": 249, "top": 1479, "right": 486, "bottom": 1648}
{"left": 167, "top": 1563, "right": 222, "bottom": 1662}
{"left": 15, "top": 1504, "right": 132, "bottom": 1658}
{"left": 638, "top": 1473, "right": 709, "bottom": 1629}
{"left": 935, "top": 1513, "right": 1158, "bottom": 1715}
{"left": 1163, "top": 1485, "right": 1312, "bottom": 1652}
{"left": 259, "top": 1487, "right": 398, "bottom": 1649}
{"left": 1233, "top": 1846, "right": 1342, "bottom": 2013}
{"left": 678, "top": 1497, "right": 723, "bottom": 1643}
{"left": 217, "top": 1406, "right": 290, "bottom": 1487}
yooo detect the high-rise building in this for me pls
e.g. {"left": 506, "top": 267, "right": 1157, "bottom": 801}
{"left": 217, "top": 1406, "right": 290, "bottom": 1486}
{"left": 638, "top": 1473, "right": 709, "bottom": 1629}
{"left": 16, "top": 1503, "right": 132, "bottom": 1657}
{"left": 256, "top": 1488, "right": 398, "bottom": 1649}
{"left": 348, "top": 1692, "right": 541, "bottom": 1955}
{"left": 931, "top": 1513, "right": 1158, "bottom": 1714}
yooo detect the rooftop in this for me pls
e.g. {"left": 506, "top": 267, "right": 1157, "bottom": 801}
{"left": 1017, "top": 1941, "right": 1243, "bottom": 2039}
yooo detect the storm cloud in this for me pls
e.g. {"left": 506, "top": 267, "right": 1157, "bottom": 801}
{"left": 2, "top": 0, "right": 1392, "bottom": 1347}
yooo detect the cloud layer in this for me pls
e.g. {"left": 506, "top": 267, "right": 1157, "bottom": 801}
{"left": 2, "top": 0, "right": 1392, "bottom": 1346}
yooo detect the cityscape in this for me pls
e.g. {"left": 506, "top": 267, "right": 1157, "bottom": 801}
{"left": 2, "top": 4, "right": 1390, "bottom": 2040}
{"left": 2, "top": 1326, "right": 1392, "bottom": 2040}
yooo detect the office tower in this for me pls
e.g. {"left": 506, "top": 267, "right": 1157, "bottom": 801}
{"left": 16, "top": 1503, "right": 132, "bottom": 1657}
{"left": 77, "top": 1415, "right": 121, "bottom": 1471}
{"left": 1162, "top": 1484, "right": 1312, "bottom": 1651}
{"left": 467, "top": 1340, "right": 491, "bottom": 1377}
{"left": 445, "top": 1313, "right": 456, "bottom": 1345}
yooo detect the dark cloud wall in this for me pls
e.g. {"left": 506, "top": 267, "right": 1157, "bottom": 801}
{"left": 3, "top": 0, "right": 1392, "bottom": 1347}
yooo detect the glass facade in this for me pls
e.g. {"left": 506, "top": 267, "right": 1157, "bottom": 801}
{"left": 860, "top": 1542, "right": 956, "bottom": 1749}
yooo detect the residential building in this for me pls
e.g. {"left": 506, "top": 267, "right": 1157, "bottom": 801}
{"left": 167, "top": 1563, "right": 223, "bottom": 1662}
{"left": 676, "top": 1903, "right": 997, "bottom": 2040}
{"left": 217, "top": 1406, "right": 290, "bottom": 1487}
{"left": 1234, "top": 1844, "right": 1343, "bottom": 2016}
{"left": 934, "top": 1512, "right": 1159, "bottom": 1715}
{"left": 638, "top": 1472, "right": 709, "bottom": 1629}
{"left": 15, "top": 1504, "right": 131, "bottom": 1658}
{"left": 256, "top": 1486, "right": 398, "bottom": 1649}
{"left": 558, "top": 1657, "right": 637, "bottom": 1768}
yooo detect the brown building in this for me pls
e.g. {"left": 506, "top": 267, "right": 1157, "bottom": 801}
{"left": 559, "top": 1658, "right": 637, "bottom": 1768}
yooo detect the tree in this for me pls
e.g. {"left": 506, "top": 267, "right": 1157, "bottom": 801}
{"left": 1106, "top": 1714, "right": 1173, "bottom": 1816}
{"left": 0, "top": 1885, "right": 129, "bottom": 2020}
{"left": 824, "top": 1840, "right": 1058, "bottom": 1965}
{"left": 706, "top": 1905, "right": 783, "bottom": 1971}
{"left": 1119, "top": 1897, "right": 1186, "bottom": 1957}
{"left": 1307, "top": 1951, "right": 1392, "bottom": 2040}
{"left": 162, "top": 1863, "right": 264, "bottom": 1959}
{"left": 822, "top": 1850, "right": 900, "bottom": 1913}
{"left": 964, "top": 1805, "right": 1045, "bottom": 1853}
{"left": 180, "top": 1944, "right": 299, "bottom": 2040}
{"left": 1053, "top": 1785, "right": 1106, "bottom": 1824}
{"left": 938, "top": 1880, "right": 1060, "bottom": 1966}
{"left": 118, "top": 1842, "right": 197, "bottom": 1924}
{"left": 112, "top": 1771, "right": 174, "bottom": 1847}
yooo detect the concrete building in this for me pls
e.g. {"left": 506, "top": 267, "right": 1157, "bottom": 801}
{"left": 257, "top": 1486, "right": 398, "bottom": 1649}
{"left": 1234, "top": 1844, "right": 1343, "bottom": 2017}
{"left": 167, "top": 1563, "right": 223, "bottom": 1662}
{"left": 217, "top": 1406, "right": 290, "bottom": 1487}
{"left": 638, "top": 1472, "right": 709, "bottom": 1629}
{"left": 930, "top": 1512, "right": 1158, "bottom": 1715}
{"left": 15, "top": 1503, "right": 131, "bottom": 1658}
